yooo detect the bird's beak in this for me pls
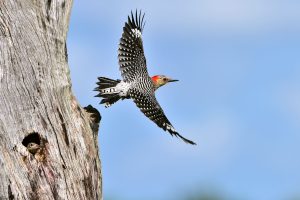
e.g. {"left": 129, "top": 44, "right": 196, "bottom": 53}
{"left": 168, "top": 78, "right": 179, "bottom": 82}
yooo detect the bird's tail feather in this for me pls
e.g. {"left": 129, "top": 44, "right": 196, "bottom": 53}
{"left": 94, "top": 77, "right": 121, "bottom": 107}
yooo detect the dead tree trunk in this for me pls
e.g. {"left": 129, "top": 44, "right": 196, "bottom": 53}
{"left": 0, "top": 0, "right": 102, "bottom": 199}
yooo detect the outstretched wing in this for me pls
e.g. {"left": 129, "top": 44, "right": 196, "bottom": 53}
{"left": 118, "top": 10, "right": 148, "bottom": 82}
{"left": 129, "top": 88, "right": 196, "bottom": 145}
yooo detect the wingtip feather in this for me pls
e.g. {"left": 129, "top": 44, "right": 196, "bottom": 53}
{"left": 168, "top": 129, "right": 196, "bottom": 145}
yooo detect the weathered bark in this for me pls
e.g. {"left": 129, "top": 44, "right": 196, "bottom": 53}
{"left": 0, "top": 0, "right": 102, "bottom": 199}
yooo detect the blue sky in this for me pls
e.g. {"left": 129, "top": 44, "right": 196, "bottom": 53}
{"left": 67, "top": 1, "right": 300, "bottom": 199}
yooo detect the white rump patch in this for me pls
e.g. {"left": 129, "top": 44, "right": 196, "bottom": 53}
{"left": 115, "top": 81, "right": 131, "bottom": 97}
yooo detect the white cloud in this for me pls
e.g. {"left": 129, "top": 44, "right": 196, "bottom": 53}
{"left": 72, "top": 0, "right": 300, "bottom": 35}
{"left": 148, "top": 0, "right": 300, "bottom": 35}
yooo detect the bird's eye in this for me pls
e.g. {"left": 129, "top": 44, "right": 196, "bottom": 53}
{"left": 163, "top": 77, "right": 167, "bottom": 81}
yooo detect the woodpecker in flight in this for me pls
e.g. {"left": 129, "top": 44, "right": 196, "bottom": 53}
{"left": 95, "top": 11, "right": 196, "bottom": 145}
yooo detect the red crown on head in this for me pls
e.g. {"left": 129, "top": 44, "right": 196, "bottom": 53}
{"left": 151, "top": 75, "right": 160, "bottom": 83}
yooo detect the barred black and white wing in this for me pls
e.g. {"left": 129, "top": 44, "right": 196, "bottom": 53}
{"left": 129, "top": 88, "right": 196, "bottom": 145}
{"left": 118, "top": 10, "right": 148, "bottom": 82}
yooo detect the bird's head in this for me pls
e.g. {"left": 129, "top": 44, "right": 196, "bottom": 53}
{"left": 151, "top": 75, "right": 178, "bottom": 90}
{"left": 27, "top": 142, "right": 40, "bottom": 154}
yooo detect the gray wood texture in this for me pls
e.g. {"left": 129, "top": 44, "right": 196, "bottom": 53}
{"left": 0, "top": 0, "right": 102, "bottom": 199}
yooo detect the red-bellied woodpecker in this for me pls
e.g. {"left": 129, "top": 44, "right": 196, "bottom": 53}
{"left": 95, "top": 11, "right": 196, "bottom": 145}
